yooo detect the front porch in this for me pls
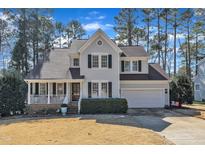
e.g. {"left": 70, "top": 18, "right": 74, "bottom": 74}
{"left": 26, "top": 79, "right": 84, "bottom": 112}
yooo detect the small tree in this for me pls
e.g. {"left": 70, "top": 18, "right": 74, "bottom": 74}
{"left": 170, "top": 75, "right": 193, "bottom": 105}
{"left": 0, "top": 70, "right": 27, "bottom": 116}
{"left": 177, "top": 75, "right": 193, "bottom": 104}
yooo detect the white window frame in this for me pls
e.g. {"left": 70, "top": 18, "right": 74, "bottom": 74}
{"left": 56, "top": 83, "right": 64, "bottom": 96}
{"left": 122, "top": 59, "right": 141, "bottom": 73}
{"left": 39, "top": 83, "right": 47, "bottom": 96}
{"left": 124, "top": 61, "right": 131, "bottom": 72}
{"left": 101, "top": 82, "right": 108, "bottom": 98}
{"left": 91, "top": 53, "right": 109, "bottom": 69}
{"left": 91, "top": 82, "right": 99, "bottom": 98}
{"left": 101, "top": 55, "right": 108, "bottom": 68}
{"left": 195, "top": 84, "right": 200, "bottom": 91}
{"left": 132, "top": 60, "right": 138, "bottom": 72}
{"left": 73, "top": 58, "right": 79, "bottom": 67}
{"left": 91, "top": 80, "right": 109, "bottom": 98}
{"left": 91, "top": 55, "right": 99, "bottom": 68}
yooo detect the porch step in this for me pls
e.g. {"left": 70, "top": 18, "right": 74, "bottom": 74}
{"left": 67, "top": 105, "right": 78, "bottom": 114}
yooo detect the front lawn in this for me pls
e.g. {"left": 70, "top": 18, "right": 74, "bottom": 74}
{"left": 0, "top": 116, "right": 170, "bottom": 145}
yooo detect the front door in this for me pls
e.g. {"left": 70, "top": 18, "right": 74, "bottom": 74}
{"left": 71, "top": 83, "right": 80, "bottom": 101}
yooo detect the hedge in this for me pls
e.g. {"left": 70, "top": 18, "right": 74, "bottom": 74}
{"left": 80, "top": 98, "right": 128, "bottom": 114}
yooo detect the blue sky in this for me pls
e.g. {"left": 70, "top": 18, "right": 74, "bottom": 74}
{"left": 53, "top": 8, "right": 120, "bottom": 38}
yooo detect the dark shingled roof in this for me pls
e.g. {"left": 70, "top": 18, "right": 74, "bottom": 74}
{"left": 120, "top": 63, "right": 169, "bottom": 80}
{"left": 119, "top": 46, "right": 148, "bottom": 57}
{"left": 69, "top": 68, "right": 84, "bottom": 79}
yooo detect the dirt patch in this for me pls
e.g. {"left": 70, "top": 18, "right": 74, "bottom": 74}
{"left": 0, "top": 117, "right": 171, "bottom": 145}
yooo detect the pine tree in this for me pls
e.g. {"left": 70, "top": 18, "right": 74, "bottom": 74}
{"left": 114, "top": 8, "right": 137, "bottom": 46}
{"left": 66, "top": 20, "right": 85, "bottom": 40}
{"left": 142, "top": 9, "right": 154, "bottom": 53}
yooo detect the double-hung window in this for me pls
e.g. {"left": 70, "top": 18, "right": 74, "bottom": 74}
{"left": 57, "top": 83, "right": 64, "bottom": 95}
{"left": 132, "top": 61, "right": 138, "bottom": 71}
{"left": 92, "top": 55, "right": 99, "bottom": 68}
{"left": 101, "top": 55, "right": 108, "bottom": 68}
{"left": 40, "top": 83, "right": 47, "bottom": 95}
{"left": 101, "top": 82, "right": 108, "bottom": 98}
{"left": 124, "top": 61, "right": 130, "bottom": 72}
{"left": 73, "top": 58, "right": 79, "bottom": 67}
{"left": 92, "top": 82, "right": 99, "bottom": 98}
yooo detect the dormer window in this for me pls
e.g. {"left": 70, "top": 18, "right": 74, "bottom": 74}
{"left": 124, "top": 61, "right": 130, "bottom": 72}
{"left": 132, "top": 61, "right": 138, "bottom": 71}
{"left": 73, "top": 58, "right": 79, "bottom": 67}
{"left": 121, "top": 60, "right": 142, "bottom": 72}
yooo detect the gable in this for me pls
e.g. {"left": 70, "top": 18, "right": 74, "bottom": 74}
{"left": 78, "top": 29, "right": 122, "bottom": 54}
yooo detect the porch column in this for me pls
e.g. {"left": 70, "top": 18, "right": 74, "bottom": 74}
{"left": 80, "top": 81, "right": 83, "bottom": 98}
{"left": 47, "top": 82, "right": 50, "bottom": 104}
{"left": 28, "top": 82, "right": 31, "bottom": 105}
{"left": 66, "top": 82, "right": 69, "bottom": 102}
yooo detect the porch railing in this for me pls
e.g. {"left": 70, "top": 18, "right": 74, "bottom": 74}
{"left": 30, "top": 95, "right": 65, "bottom": 104}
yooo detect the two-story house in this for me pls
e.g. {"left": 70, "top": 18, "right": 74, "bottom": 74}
{"left": 25, "top": 29, "right": 170, "bottom": 113}
{"left": 194, "top": 58, "right": 205, "bottom": 101}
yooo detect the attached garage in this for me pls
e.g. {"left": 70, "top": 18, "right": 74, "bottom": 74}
{"left": 121, "top": 89, "right": 164, "bottom": 108}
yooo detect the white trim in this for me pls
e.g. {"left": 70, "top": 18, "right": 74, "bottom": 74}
{"left": 121, "top": 59, "right": 141, "bottom": 73}
{"left": 121, "top": 88, "right": 165, "bottom": 90}
{"left": 90, "top": 80, "right": 109, "bottom": 98}
{"left": 90, "top": 53, "right": 109, "bottom": 69}
{"left": 120, "top": 57, "right": 148, "bottom": 61}
{"left": 120, "top": 80, "right": 169, "bottom": 83}
{"left": 25, "top": 79, "right": 84, "bottom": 83}
{"left": 28, "top": 82, "right": 31, "bottom": 104}
{"left": 78, "top": 29, "right": 122, "bottom": 54}
{"left": 47, "top": 82, "right": 50, "bottom": 104}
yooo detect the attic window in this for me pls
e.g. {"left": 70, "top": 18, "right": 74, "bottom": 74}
{"left": 97, "top": 40, "right": 103, "bottom": 46}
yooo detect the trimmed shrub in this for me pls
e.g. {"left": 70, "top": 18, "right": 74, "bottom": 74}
{"left": 80, "top": 98, "right": 128, "bottom": 114}
{"left": 0, "top": 70, "right": 27, "bottom": 116}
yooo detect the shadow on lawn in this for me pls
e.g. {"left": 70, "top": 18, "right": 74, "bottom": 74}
{"left": 0, "top": 108, "right": 202, "bottom": 132}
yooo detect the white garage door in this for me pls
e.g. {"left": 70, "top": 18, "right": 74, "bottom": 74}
{"left": 121, "top": 89, "right": 164, "bottom": 108}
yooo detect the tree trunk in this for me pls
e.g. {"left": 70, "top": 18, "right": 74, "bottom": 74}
{"left": 173, "top": 13, "right": 177, "bottom": 75}
{"left": 147, "top": 17, "right": 150, "bottom": 53}
{"left": 187, "top": 22, "right": 191, "bottom": 79}
{"left": 164, "top": 10, "right": 168, "bottom": 72}
{"left": 157, "top": 10, "right": 161, "bottom": 64}
{"left": 128, "top": 9, "right": 132, "bottom": 46}
{"left": 195, "top": 34, "right": 198, "bottom": 75}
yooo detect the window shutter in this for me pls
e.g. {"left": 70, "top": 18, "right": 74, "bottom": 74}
{"left": 53, "top": 83, "right": 56, "bottom": 95}
{"left": 88, "top": 82, "right": 92, "bottom": 98}
{"left": 64, "top": 83, "right": 66, "bottom": 95}
{"left": 108, "top": 82, "right": 112, "bottom": 98}
{"left": 108, "top": 54, "right": 112, "bottom": 68}
{"left": 46, "top": 83, "right": 48, "bottom": 95}
{"left": 88, "top": 54, "right": 91, "bottom": 68}
{"left": 35, "top": 83, "right": 39, "bottom": 95}
{"left": 30, "top": 83, "right": 33, "bottom": 95}
{"left": 138, "top": 60, "right": 142, "bottom": 72}
{"left": 121, "top": 61, "right": 124, "bottom": 72}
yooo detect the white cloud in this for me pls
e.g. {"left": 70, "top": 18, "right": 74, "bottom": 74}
{"left": 105, "top": 24, "right": 113, "bottom": 28}
{"left": 89, "top": 11, "right": 99, "bottom": 16}
{"left": 82, "top": 22, "right": 114, "bottom": 31}
{"left": 85, "top": 16, "right": 91, "bottom": 20}
{"left": 97, "top": 16, "right": 106, "bottom": 20}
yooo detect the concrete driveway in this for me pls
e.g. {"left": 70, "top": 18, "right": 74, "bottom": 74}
{"left": 127, "top": 108, "right": 205, "bottom": 145}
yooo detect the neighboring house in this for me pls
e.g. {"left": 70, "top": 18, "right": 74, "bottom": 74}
{"left": 25, "top": 29, "right": 170, "bottom": 113}
{"left": 194, "top": 58, "right": 205, "bottom": 101}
